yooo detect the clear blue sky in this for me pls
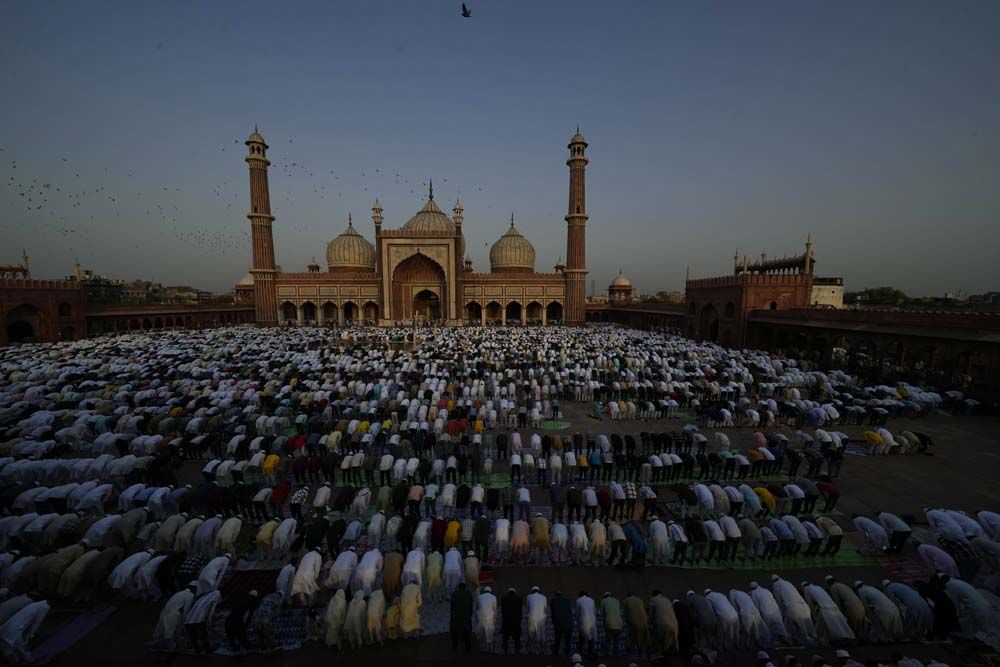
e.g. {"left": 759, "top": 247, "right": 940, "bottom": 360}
{"left": 2, "top": 1, "right": 998, "bottom": 296}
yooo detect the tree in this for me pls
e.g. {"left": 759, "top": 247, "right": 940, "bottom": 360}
{"left": 844, "top": 287, "right": 908, "bottom": 306}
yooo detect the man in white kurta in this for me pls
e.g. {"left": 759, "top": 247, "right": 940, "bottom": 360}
{"left": 344, "top": 590, "right": 367, "bottom": 649}
{"left": 152, "top": 584, "right": 196, "bottom": 644}
{"left": 705, "top": 588, "right": 740, "bottom": 651}
{"left": 291, "top": 549, "right": 323, "bottom": 605}
{"left": 214, "top": 517, "right": 242, "bottom": 556}
{"left": 324, "top": 589, "right": 347, "bottom": 648}
{"left": 326, "top": 548, "right": 358, "bottom": 591}
{"left": 108, "top": 548, "right": 154, "bottom": 593}
{"left": 272, "top": 517, "right": 298, "bottom": 555}
{"left": 196, "top": 554, "right": 231, "bottom": 596}
{"left": 402, "top": 549, "right": 425, "bottom": 589}
{"left": 0, "top": 599, "right": 50, "bottom": 663}
{"left": 576, "top": 591, "right": 598, "bottom": 653}
{"left": 801, "top": 582, "right": 855, "bottom": 644}
{"left": 352, "top": 548, "right": 383, "bottom": 595}
{"left": 854, "top": 581, "right": 904, "bottom": 643}
{"left": 475, "top": 586, "right": 498, "bottom": 647}
{"left": 525, "top": 586, "right": 548, "bottom": 648}
{"left": 443, "top": 547, "right": 463, "bottom": 592}
{"left": 730, "top": 588, "right": 771, "bottom": 648}
{"left": 771, "top": 575, "right": 816, "bottom": 646}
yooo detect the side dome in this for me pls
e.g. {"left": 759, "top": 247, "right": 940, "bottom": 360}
{"left": 326, "top": 217, "right": 375, "bottom": 272}
{"left": 610, "top": 271, "right": 632, "bottom": 288}
{"left": 237, "top": 272, "right": 255, "bottom": 286}
{"left": 401, "top": 196, "right": 456, "bottom": 234}
{"left": 490, "top": 217, "right": 536, "bottom": 273}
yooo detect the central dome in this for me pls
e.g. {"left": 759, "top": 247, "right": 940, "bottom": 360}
{"left": 490, "top": 218, "right": 536, "bottom": 273}
{"left": 402, "top": 197, "right": 456, "bottom": 235}
{"left": 326, "top": 217, "right": 376, "bottom": 272}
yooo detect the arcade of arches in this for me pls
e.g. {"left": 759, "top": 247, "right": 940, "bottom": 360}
{"left": 277, "top": 300, "right": 378, "bottom": 326}
{"left": 463, "top": 299, "right": 563, "bottom": 325}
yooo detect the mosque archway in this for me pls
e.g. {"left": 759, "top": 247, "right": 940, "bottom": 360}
{"left": 699, "top": 303, "right": 719, "bottom": 342}
{"left": 391, "top": 252, "right": 447, "bottom": 321}
{"left": 280, "top": 302, "right": 297, "bottom": 324}
{"left": 486, "top": 301, "right": 502, "bottom": 323}
{"left": 412, "top": 290, "right": 440, "bottom": 322}
{"left": 546, "top": 301, "right": 563, "bottom": 324}
{"left": 363, "top": 301, "right": 379, "bottom": 322}
{"left": 301, "top": 302, "right": 317, "bottom": 324}
{"left": 526, "top": 301, "right": 543, "bottom": 323}
{"left": 505, "top": 301, "right": 522, "bottom": 324}
{"left": 343, "top": 301, "right": 359, "bottom": 322}
{"left": 323, "top": 302, "right": 338, "bottom": 324}
{"left": 466, "top": 301, "right": 482, "bottom": 324}
{"left": 5, "top": 304, "right": 41, "bottom": 344}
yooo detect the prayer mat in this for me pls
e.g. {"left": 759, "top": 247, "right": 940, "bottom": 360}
{"left": 883, "top": 554, "right": 931, "bottom": 584}
{"left": 541, "top": 420, "right": 571, "bottom": 430}
{"left": 30, "top": 606, "right": 117, "bottom": 664}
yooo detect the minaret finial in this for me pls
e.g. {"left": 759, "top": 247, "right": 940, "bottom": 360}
{"left": 576, "top": 123, "right": 580, "bottom": 134}
{"left": 428, "top": 179, "right": 434, "bottom": 200}
{"left": 348, "top": 212, "right": 352, "bottom": 227}
{"left": 254, "top": 123, "right": 258, "bottom": 133}
{"left": 510, "top": 212, "right": 515, "bottom": 227}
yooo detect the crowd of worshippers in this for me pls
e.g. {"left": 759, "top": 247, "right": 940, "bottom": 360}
{"left": 0, "top": 325, "right": 963, "bottom": 661}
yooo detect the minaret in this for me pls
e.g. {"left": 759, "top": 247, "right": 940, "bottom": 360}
{"left": 371, "top": 200, "right": 385, "bottom": 322}
{"left": 246, "top": 127, "right": 278, "bottom": 326}
{"left": 74, "top": 259, "right": 81, "bottom": 282}
{"left": 21, "top": 249, "right": 30, "bottom": 278}
{"left": 564, "top": 127, "right": 589, "bottom": 325}
{"left": 804, "top": 233, "right": 814, "bottom": 275}
{"left": 452, "top": 198, "right": 465, "bottom": 281}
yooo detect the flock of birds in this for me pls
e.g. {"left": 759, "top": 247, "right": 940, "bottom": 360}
{"left": 0, "top": 132, "right": 511, "bottom": 273}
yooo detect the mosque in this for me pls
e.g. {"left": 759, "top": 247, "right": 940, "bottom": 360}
{"left": 235, "top": 128, "right": 591, "bottom": 327}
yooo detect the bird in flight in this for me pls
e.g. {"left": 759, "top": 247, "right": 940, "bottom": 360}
{"left": 461, "top": 2, "right": 471, "bottom": 18}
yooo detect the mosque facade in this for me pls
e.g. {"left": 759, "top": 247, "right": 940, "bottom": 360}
{"left": 238, "top": 128, "right": 591, "bottom": 327}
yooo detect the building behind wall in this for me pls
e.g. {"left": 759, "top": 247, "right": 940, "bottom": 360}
{"left": 685, "top": 237, "right": 843, "bottom": 347}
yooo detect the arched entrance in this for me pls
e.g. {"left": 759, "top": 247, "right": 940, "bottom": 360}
{"left": 486, "top": 301, "right": 502, "bottom": 323}
{"left": 323, "top": 302, "right": 338, "bottom": 324}
{"left": 301, "top": 302, "right": 317, "bottom": 323}
{"left": 699, "top": 304, "right": 719, "bottom": 342}
{"left": 5, "top": 304, "right": 41, "bottom": 343}
{"left": 466, "top": 301, "right": 482, "bottom": 323}
{"left": 343, "top": 302, "right": 359, "bottom": 322}
{"left": 363, "top": 301, "right": 379, "bottom": 322}
{"left": 412, "top": 290, "right": 440, "bottom": 321}
{"left": 546, "top": 301, "right": 563, "bottom": 324}
{"left": 281, "top": 302, "right": 297, "bottom": 324}
{"left": 505, "top": 301, "right": 522, "bottom": 324}
{"left": 526, "top": 301, "right": 543, "bottom": 323}
{"left": 391, "top": 252, "right": 447, "bottom": 321}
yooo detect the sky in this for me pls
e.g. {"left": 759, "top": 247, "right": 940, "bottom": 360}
{"left": 1, "top": 1, "right": 998, "bottom": 297}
